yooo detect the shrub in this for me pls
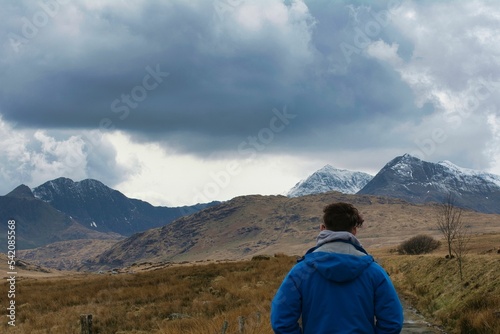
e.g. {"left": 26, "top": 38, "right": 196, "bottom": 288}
{"left": 397, "top": 235, "right": 441, "bottom": 255}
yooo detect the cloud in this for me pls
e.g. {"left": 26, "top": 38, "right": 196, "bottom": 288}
{"left": 107, "top": 131, "right": 303, "bottom": 206}
{"left": 1, "top": 0, "right": 500, "bottom": 203}
{"left": 0, "top": 118, "right": 32, "bottom": 189}
{"left": 366, "top": 41, "right": 402, "bottom": 66}
{"left": 368, "top": 0, "right": 500, "bottom": 167}
{"left": 30, "top": 130, "right": 88, "bottom": 182}
{"left": 0, "top": 0, "right": 426, "bottom": 156}
{"left": 0, "top": 117, "right": 134, "bottom": 195}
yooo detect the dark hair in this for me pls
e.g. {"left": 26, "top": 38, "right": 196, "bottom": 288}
{"left": 322, "top": 202, "right": 364, "bottom": 232}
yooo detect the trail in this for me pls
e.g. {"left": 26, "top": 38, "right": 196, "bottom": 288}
{"left": 401, "top": 298, "right": 446, "bottom": 333}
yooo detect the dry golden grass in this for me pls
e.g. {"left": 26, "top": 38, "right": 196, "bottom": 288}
{"left": 388, "top": 255, "right": 500, "bottom": 333}
{"left": 0, "top": 255, "right": 296, "bottom": 334}
{"left": 1, "top": 233, "right": 499, "bottom": 333}
{"left": 379, "top": 233, "right": 500, "bottom": 334}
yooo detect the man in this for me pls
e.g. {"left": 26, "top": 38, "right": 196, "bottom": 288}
{"left": 271, "top": 202, "right": 403, "bottom": 334}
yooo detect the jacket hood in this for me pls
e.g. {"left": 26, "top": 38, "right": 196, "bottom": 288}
{"left": 316, "top": 230, "right": 363, "bottom": 248}
{"left": 303, "top": 251, "right": 374, "bottom": 283}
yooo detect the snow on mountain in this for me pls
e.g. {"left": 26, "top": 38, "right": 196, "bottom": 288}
{"left": 383, "top": 154, "right": 500, "bottom": 194}
{"left": 31, "top": 177, "right": 216, "bottom": 236}
{"left": 32, "top": 177, "right": 112, "bottom": 203}
{"left": 287, "top": 165, "right": 373, "bottom": 197}
{"left": 358, "top": 153, "right": 500, "bottom": 213}
{"left": 438, "top": 160, "right": 500, "bottom": 188}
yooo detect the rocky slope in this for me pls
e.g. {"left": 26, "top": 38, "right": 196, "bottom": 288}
{"left": 0, "top": 185, "right": 120, "bottom": 252}
{"left": 358, "top": 154, "right": 500, "bottom": 213}
{"left": 84, "top": 192, "right": 500, "bottom": 269}
{"left": 32, "top": 177, "right": 217, "bottom": 235}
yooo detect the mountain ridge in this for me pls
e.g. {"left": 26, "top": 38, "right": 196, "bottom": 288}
{"left": 83, "top": 191, "right": 500, "bottom": 270}
{"left": 357, "top": 154, "right": 500, "bottom": 213}
{"left": 8, "top": 153, "right": 500, "bottom": 268}
{"left": 6, "top": 184, "right": 36, "bottom": 199}
{"left": 287, "top": 165, "right": 373, "bottom": 197}
{"left": 286, "top": 154, "right": 500, "bottom": 214}
{"left": 0, "top": 177, "right": 217, "bottom": 252}
{"left": 0, "top": 192, "right": 120, "bottom": 252}
{"left": 32, "top": 177, "right": 217, "bottom": 236}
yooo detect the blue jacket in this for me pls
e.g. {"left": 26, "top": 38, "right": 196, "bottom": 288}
{"left": 271, "top": 238, "right": 403, "bottom": 334}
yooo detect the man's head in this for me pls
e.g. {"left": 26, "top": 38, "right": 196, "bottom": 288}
{"left": 321, "top": 202, "right": 364, "bottom": 234}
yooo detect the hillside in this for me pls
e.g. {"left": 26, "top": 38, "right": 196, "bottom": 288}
{"left": 17, "top": 239, "right": 122, "bottom": 270}
{"left": 0, "top": 253, "right": 65, "bottom": 278}
{"left": 32, "top": 177, "right": 217, "bottom": 235}
{"left": 0, "top": 185, "right": 120, "bottom": 252}
{"left": 377, "top": 234, "right": 500, "bottom": 333}
{"left": 0, "top": 177, "right": 219, "bottom": 254}
{"left": 358, "top": 154, "right": 500, "bottom": 213}
{"left": 85, "top": 192, "right": 500, "bottom": 269}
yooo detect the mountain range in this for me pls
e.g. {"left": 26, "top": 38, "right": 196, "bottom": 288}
{"left": 0, "top": 178, "right": 217, "bottom": 252}
{"left": 358, "top": 154, "right": 500, "bottom": 213}
{"left": 288, "top": 154, "right": 500, "bottom": 214}
{"left": 32, "top": 177, "right": 216, "bottom": 235}
{"left": 4, "top": 153, "right": 500, "bottom": 269}
{"left": 0, "top": 184, "right": 118, "bottom": 251}
{"left": 83, "top": 191, "right": 500, "bottom": 270}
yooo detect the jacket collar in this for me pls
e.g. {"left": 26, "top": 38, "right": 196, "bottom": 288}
{"left": 299, "top": 230, "right": 368, "bottom": 261}
{"left": 316, "top": 230, "right": 362, "bottom": 248}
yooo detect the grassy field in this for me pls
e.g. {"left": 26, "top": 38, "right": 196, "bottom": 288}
{"left": 1, "top": 233, "right": 499, "bottom": 333}
{"left": 1, "top": 255, "right": 296, "bottom": 334}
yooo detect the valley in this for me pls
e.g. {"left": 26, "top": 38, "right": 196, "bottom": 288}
{"left": 2, "top": 233, "right": 499, "bottom": 333}
{"left": 11, "top": 190, "right": 500, "bottom": 272}
{"left": 2, "top": 154, "right": 500, "bottom": 333}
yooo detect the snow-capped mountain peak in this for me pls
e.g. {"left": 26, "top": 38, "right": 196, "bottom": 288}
{"left": 29, "top": 177, "right": 217, "bottom": 236}
{"left": 358, "top": 154, "right": 500, "bottom": 213}
{"left": 287, "top": 165, "right": 373, "bottom": 197}
{"left": 32, "top": 177, "right": 112, "bottom": 203}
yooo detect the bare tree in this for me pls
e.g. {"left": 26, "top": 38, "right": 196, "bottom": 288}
{"left": 452, "top": 218, "right": 471, "bottom": 282}
{"left": 436, "top": 192, "right": 471, "bottom": 282}
{"left": 436, "top": 193, "right": 462, "bottom": 259}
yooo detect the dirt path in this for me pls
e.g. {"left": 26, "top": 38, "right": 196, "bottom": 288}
{"left": 401, "top": 298, "right": 446, "bottom": 333}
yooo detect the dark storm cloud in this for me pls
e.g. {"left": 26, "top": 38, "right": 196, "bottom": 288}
{"left": 1, "top": 0, "right": 499, "bottom": 167}
{"left": 0, "top": 0, "right": 426, "bottom": 154}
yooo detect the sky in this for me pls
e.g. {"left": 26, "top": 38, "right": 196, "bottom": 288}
{"left": 1, "top": 0, "right": 500, "bottom": 207}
